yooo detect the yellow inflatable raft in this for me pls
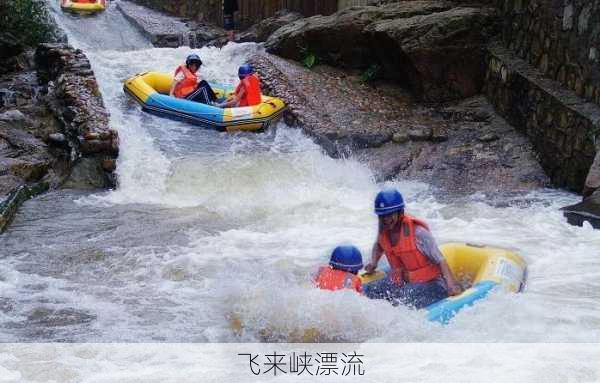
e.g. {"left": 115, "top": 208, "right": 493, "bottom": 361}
{"left": 60, "top": 0, "right": 107, "bottom": 14}
{"left": 362, "top": 242, "right": 527, "bottom": 323}
{"left": 123, "top": 71, "right": 286, "bottom": 132}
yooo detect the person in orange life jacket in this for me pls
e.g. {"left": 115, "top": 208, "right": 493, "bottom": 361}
{"left": 217, "top": 64, "right": 262, "bottom": 108}
{"left": 363, "top": 188, "right": 462, "bottom": 309}
{"left": 314, "top": 245, "right": 364, "bottom": 294}
{"left": 169, "top": 54, "right": 218, "bottom": 105}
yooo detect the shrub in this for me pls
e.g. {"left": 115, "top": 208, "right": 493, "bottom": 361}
{"left": 0, "top": 0, "right": 54, "bottom": 52}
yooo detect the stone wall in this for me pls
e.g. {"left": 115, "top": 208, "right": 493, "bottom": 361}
{"left": 35, "top": 43, "right": 119, "bottom": 189}
{"left": 485, "top": 44, "right": 599, "bottom": 192}
{"left": 498, "top": 0, "right": 600, "bottom": 106}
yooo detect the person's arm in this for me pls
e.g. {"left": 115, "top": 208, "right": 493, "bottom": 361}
{"left": 220, "top": 85, "right": 245, "bottom": 108}
{"left": 169, "top": 71, "right": 184, "bottom": 97}
{"left": 364, "top": 242, "right": 384, "bottom": 274}
{"left": 439, "top": 260, "right": 461, "bottom": 296}
{"left": 169, "top": 80, "right": 178, "bottom": 97}
{"left": 415, "top": 226, "right": 462, "bottom": 295}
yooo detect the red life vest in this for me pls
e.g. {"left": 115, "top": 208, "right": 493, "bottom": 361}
{"left": 378, "top": 214, "right": 442, "bottom": 284}
{"left": 173, "top": 65, "right": 198, "bottom": 98}
{"left": 314, "top": 266, "right": 363, "bottom": 294}
{"left": 235, "top": 73, "right": 261, "bottom": 107}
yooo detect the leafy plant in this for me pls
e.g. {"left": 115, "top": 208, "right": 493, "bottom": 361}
{"left": 361, "top": 63, "right": 381, "bottom": 83}
{"left": 0, "top": 0, "right": 54, "bottom": 49}
{"left": 300, "top": 47, "right": 317, "bottom": 69}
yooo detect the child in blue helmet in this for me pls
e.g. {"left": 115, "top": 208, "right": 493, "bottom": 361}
{"left": 218, "top": 64, "right": 262, "bottom": 108}
{"left": 314, "top": 245, "right": 364, "bottom": 294}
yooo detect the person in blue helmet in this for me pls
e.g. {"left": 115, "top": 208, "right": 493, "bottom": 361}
{"left": 218, "top": 64, "right": 262, "bottom": 108}
{"left": 170, "top": 54, "right": 218, "bottom": 105}
{"left": 314, "top": 245, "right": 364, "bottom": 294}
{"left": 363, "top": 188, "right": 461, "bottom": 308}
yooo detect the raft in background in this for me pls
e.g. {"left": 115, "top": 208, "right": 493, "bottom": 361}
{"left": 60, "top": 0, "right": 107, "bottom": 14}
{"left": 123, "top": 71, "right": 286, "bottom": 132}
{"left": 361, "top": 242, "right": 527, "bottom": 324}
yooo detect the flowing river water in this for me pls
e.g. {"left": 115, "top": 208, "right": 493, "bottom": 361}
{"left": 1, "top": 0, "right": 600, "bottom": 344}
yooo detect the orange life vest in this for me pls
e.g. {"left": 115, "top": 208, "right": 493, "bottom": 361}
{"left": 314, "top": 266, "right": 363, "bottom": 293}
{"left": 378, "top": 214, "right": 442, "bottom": 284}
{"left": 173, "top": 65, "right": 198, "bottom": 98}
{"left": 235, "top": 73, "right": 261, "bottom": 107}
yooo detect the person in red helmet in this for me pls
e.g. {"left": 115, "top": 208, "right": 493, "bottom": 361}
{"left": 314, "top": 245, "right": 364, "bottom": 294}
{"left": 364, "top": 188, "right": 461, "bottom": 308}
{"left": 170, "top": 54, "right": 218, "bottom": 105}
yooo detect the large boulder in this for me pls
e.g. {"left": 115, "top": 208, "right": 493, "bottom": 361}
{"left": 583, "top": 152, "right": 600, "bottom": 197}
{"left": 238, "top": 10, "right": 303, "bottom": 43}
{"left": 562, "top": 190, "right": 600, "bottom": 229}
{"left": 265, "top": 2, "right": 498, "bottom": 102}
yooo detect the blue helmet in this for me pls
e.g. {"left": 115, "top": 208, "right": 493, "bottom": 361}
{"left": 238, "top": 64, "right": 254, "bottom": 78}
{"left": 186, "top": 54, "right": 202, "bottom": 67}
{"left": 329, "top": 245, "right": 363, "bottom": 273}
{"left": 374, "top": 188, "right": 405, "bottom": 216}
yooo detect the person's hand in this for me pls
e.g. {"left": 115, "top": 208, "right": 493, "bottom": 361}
{"left": 363, "top": 263, "right": 377, "bottom": 274}
{"left": 447, "top": 281, "right": 462, "bottom": 296}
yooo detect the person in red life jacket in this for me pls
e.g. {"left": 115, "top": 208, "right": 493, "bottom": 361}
{"left": 314, "top": 245, "right": 364, "bottom": 294}
{"left": 169, "top": 54, "right": 218, "bottom": 105}
{"left": 363, "top": 188, "right": 462, "bottom": 308}
{"left": 218, "top": 64, "right": 262, "bottom": 108}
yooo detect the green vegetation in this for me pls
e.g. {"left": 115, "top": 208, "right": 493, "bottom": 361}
{"left": 361, "top": 63, "right": 381, "bottom": 83}
{"left": 300, "top": 47, "right": 317, "bottom": 69}
{"left": 0, "top": 0, "right": 54, "bottom": 56}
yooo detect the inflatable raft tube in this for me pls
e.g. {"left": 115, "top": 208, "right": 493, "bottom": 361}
{"left": 123, "top": 71, "right": 286, "bottom": 132}
{"left": 361, "top": 242, "right": 527, "bottom": 324}
{"left": 60, "top": 0, "right": 106, "bottom": 14}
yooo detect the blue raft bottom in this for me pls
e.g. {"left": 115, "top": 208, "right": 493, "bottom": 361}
{"left": 363, "top": 270, "right": 498, "bottom": 324}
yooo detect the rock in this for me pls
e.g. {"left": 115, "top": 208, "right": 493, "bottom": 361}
{"left": 101, "top": 158, "right": 117, "bottom": 172}
{"left": 392, "top": 131, "right": 409, "bottom": 143}
{"left": 48, "top": 132, "right": 68, "bottom": 146}
{"left": 431, "top": 126, "right": 448, "bottom": 142}
{"left": 408, "top": 126, "right": 432, "bottom": 141}
{"left": 117, "top": 0, "right": 226, "bottom": 48}
{"left": 35, "top": 43, "right": 118, "bottom": 188}
{"left": 252, "top": 51, "right": 547, "bottom": 194}
{"left": 9, "top": 160, "right": 49, "bottom": 182}
{"left": 238, "top": 10, "right": 304, "bottom": 43}
{"left": 188, "top": 22, "right": 228, "bottom": 47}
{"left": 265, "top": 2, "right": 498, "bottom": 101}
{"left": 366, "top": 6, "right": 498, "bottom": 101}
{"left": 479, "top": 132, "right": 499, "bottom": 142}
{"left": 0, "top": 109, "right": 30, "bottom": 129}
{"left": 583, "top": 152, "right": 600, "bottom": 197}
{"left": 62, "top": 157, "right": 109, "bottom": 189}
{"left": 0, "top": 182, "right": 49, "bottom": 233}
{"left": 562, "top": 190, "right": 600, "bottom": 229}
